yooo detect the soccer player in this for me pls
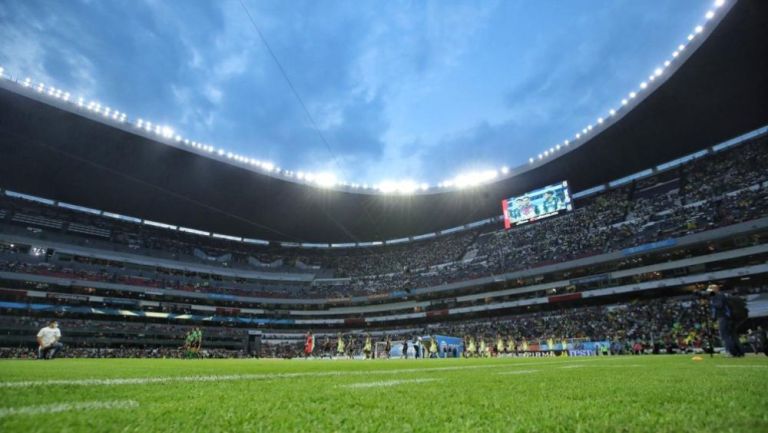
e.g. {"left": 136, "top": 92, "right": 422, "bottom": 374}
{"left": 346, "top": 335, "right": 356, "bottom": 358}
{"left": 496, "top": 334, "right": 505, "bottom": 357}
{"left": 384, "top": 335, "right": 392, "bottom": 359}
{"left": 429, "top": 336, "right": 438, "bottom": 358}
{"left": 36, "top": 320, "right": 63, "bottom": 360}
{"left": 363, "top": 333, "right": 373, "bottom": 359}
{"left": 194, "top": 328, "right": 203, "bottom": 358}
{"left": 478, "top": 337, "right": 487, "bottom": 358}
{"left": 322, "top": 336, "right": 332, "bottom": 358}
{"left": 506, "top": 336, "right": 516, "bottom": 356}
{"left": 336, "top": 333, "right": 346, "bottom": 358}
{"left": 542, "top": 191, "right": 562, "bottom": 213}
{"left": 466, "top": 336, "right": 476, "bottom": 358}
{"left": 304, "top": 331, "right": 315, "bottom": 358}
{"left": 401, "top": 340, "right": 409, "bottom": 359}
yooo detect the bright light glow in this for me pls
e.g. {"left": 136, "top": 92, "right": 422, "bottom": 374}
{"left": 314, "top": 172, "right": 337, "bottom": 188}
{"left": 5, "top": 29, "right": 715, "bottom": 197}
{"left": 706, "top": 10, "right": 715, "bottom": 19}
{"left": 714, "top": 0, "right": 725, "bottom": 8}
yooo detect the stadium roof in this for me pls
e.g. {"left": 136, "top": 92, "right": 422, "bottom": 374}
{"left": 0, "top": 0, "right": 766, "bottom": 244}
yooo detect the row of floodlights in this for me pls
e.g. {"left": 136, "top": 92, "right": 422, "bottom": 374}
{"left": 527, "top": 0, "right": 725, "bottom": 165}
{"left": 0, "top": 0, "right": 726, "bottom": 194}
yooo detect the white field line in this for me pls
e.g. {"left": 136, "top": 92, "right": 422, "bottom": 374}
{"left": 496, "top": 370, "right": 539, "bottom": 375}
{"left": 715, "top": 365, "right": 768, "bottom": 369}
{"left": 0, "top": 400, "right": 138, "bottom": 418}
{"left": 0, "top": 358, "right": 643, "bottom": 389}
{"left": 558, "top": 364, "right": 585, "bottom": 369}
{"left": 341, "top": 378, "right": 436, "bottom": 389}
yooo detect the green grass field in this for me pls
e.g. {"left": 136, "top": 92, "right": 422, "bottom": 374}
{"left": 1, "top": 355, "right": 767, "bottom": 432}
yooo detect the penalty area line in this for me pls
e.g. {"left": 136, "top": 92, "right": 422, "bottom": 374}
{"left": 0, "top": 400, "right": 138, "bottom": 418}
{"left": 340, "top": 378, "right": 436, "bottom": 389}
{"left": 0, "top": 358, "right": 621, "bottom": 389}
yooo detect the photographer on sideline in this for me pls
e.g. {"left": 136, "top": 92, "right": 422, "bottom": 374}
{"left": 706, "top": 283, "right": 744, "bottom": 357}
{"left": 37, "top": 320, "right": 63, "bottom": 360}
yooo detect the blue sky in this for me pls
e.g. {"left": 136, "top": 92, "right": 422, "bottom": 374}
{"left": 0, "top": 0, "right": 717, "bottom": 185}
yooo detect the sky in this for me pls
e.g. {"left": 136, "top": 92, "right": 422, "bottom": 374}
{"left": 0, "top": 0, "right": 718, "bottom": 186}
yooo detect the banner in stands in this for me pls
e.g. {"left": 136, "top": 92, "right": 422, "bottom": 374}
{"left": 502, "top": 181, "right": 573, "bottom": 228}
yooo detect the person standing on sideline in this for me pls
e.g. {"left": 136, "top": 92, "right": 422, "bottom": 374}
{"left": 37, "top": 320, "right": 63, "bottom": 360}
{"left": 707, "top": 283, "right": 744, "bottom": 357}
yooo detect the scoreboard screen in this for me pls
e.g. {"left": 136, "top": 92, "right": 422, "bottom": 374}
{"left": 502, "top": 181, "right": 573, "bottom": 228}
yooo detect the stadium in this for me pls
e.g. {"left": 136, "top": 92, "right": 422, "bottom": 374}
{"left": 1, "top": 0, "right": 768, "bottom": 432}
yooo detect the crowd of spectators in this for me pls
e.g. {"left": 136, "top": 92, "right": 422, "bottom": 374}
{"left": 0, "top": 139, "right": 767, "bottom": 301}
{"left": 6, "top": 286, "right": 763, "bottom": 358}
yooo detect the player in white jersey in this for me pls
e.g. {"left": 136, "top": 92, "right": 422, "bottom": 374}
{"left": 37, "top": 320, "right": 63, "bottom": 360}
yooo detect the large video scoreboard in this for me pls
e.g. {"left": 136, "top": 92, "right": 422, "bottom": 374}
{"left": 502, "top": 181, "right": 573, "bottom": 228}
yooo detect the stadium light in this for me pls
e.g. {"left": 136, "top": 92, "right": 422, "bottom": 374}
{"left": 3, "top": 7, "right": 725, "bottom": 199}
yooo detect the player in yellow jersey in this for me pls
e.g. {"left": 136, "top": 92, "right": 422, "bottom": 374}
{"left": 467, "top": 336, "right": 476, "bottom": 358}
{"left": 336, "top": 332, "right": 345, "bottom": 358}
{"left": 363, "top": 333, "right": 373, "bottom": 359}
{"left": 495, "top": 334, "right": 504, "bottom": 357}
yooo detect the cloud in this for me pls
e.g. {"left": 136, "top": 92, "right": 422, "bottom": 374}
{"left": 0, "top": 0, "right": 707, "bottom": 185}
